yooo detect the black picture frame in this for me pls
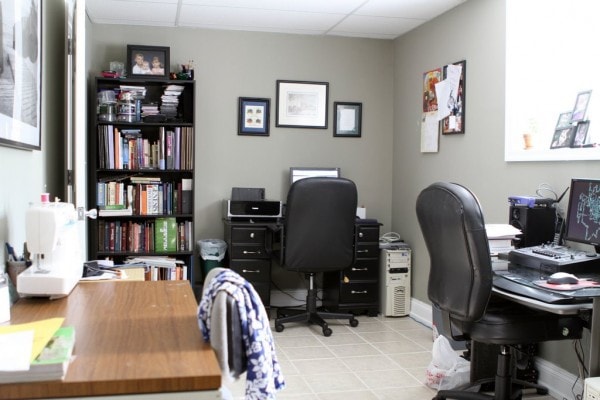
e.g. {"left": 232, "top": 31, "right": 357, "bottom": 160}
{"left": 0, "top": 0, "right": 42, "bottom": 151}
{"left": 333, "top": 102, "right": 362, "bottom": 137}
{"left": 126, "top": 44, "right": 170, "bottom": 79}
{"left": 238, "top": 97, "right": 270, "bottom": 136}
{"left": 555, "top": 111, "right": 573, "bottom": 130}
{"left": 550, "top": 127, "right": 575, "bottom": 149}
{"left": 571, "top": 121, "right": 591, "bottom": 147}
{"left": 276, "top": 80, "right": 328, "bottom": 129}
{"left": 570, "top": 90, "right": 592, "bottom": 123}
{"left": 441, "top": 60, "right": 466, "bottom": 134}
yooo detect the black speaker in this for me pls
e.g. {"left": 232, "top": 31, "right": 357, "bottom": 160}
{"left": 509, "top": 206, "right": 556, "bottom": 248}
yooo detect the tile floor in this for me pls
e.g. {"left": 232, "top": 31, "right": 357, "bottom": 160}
{"left": 222, "top": 314, "right": 558, "bottom": 399}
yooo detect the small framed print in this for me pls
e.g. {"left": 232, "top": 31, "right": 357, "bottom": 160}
{"left": 571, "top": 121, "right": 591, "bottom": 147}
{"left": 441, "top": 60, "right": 466, "bottom": 134}
{"left": 555, "top": 111, "right": 573, "bottom": 129}
{"left": 334, "top": 102, "right": 362, "bottom": 137}
{"left": 238, "top": 97, "right": 270, "bottom": 136}
{"left": 126, "top": 44, "right": 170, "bottom": 79}
{"left": 550, "top": 127, "right": 575, "bottom": 149}
{"left": 570, "top": 90, "right": 592, "bottom": 123}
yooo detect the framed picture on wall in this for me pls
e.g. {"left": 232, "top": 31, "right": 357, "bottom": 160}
{"left": 0, "top": 0, "right": 42, "bottom": 151}
{"left": 126, "top": 44, "right": 170, "bottom": 79}
{"left": 276, "top": 80, "right": 328, "bottom": 129}
{"left": 550, "top": 127, "right": 575, "bottom": 149}
{"left": 570, "top": 90, "right": 592, "bottom": 123}
{"left": 571, "top": 121, "right": 591, "bottom": 147}
{"left": 238, "top": 97, "right": 270, "bottom": 136}
{"left": 333, "top": 102, "right": 362, "bottom": 137}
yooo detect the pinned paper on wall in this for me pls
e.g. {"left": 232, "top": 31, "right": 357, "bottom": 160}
{"left": 421, "top": 112, "right": 439, "bottom": 153}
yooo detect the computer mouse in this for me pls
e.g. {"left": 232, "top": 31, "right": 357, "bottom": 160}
{"left": 547, "top": 272, "right": 578, "bottom": 285}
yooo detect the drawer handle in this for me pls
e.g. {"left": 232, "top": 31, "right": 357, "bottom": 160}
{"left": 359, "top": 232, "right": 364, "bottom": 238}
{"left": 356, "top": 249, "right": 369, "bottom": 254}
{"left": 242, "top": 269, "right": 261, "bottom": 273}
{"left": 351, "top": 290, "right": 368, "bottom": 294}
{"left": 351, "top": 267, "right": 368, "bottom": 271}
{"left": 250, "top": 233, "right": 255, "bottom": 238}
{"left": 243, "top": 250, "right": 261, "bottom": 255}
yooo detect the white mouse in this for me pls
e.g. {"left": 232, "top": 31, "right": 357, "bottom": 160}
{"left": 547, "top": 272, "right": 578, "bottom": 285}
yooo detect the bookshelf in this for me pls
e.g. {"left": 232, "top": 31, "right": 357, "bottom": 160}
{"left": 88, "top": 77, "right": 196, "bottom": 289}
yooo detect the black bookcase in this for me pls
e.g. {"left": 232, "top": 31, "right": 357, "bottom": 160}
{"left": 87, "top": 77, "right": 197, "bottom": 292}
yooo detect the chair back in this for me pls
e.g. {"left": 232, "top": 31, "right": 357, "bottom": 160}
{"left": 283, "top": 177, "right": 357, "bottom": 272}
{"left": 416, "top": 182, "right": 492, "bottom": 323}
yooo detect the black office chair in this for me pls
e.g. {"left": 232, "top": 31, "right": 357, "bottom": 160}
{"left": 416, "top": 182, "right": 584, "bottom": 400}
{"left": 274, "top": 177, "right": 359, "bottom": 337}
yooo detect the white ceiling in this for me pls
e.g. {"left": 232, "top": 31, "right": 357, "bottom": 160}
{"left": 85, "top": 0, "right": 467, "bottom": 40}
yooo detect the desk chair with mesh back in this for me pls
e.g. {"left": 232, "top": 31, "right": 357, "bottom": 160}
{"left": 274, "top": 177, "right": 359, "bottom": 337}
{"left": 416, "top": 182, "right": 584, "bottom": 400}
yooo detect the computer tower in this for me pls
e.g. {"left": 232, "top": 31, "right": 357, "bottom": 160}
{"left": 379, "top": 248, "right": 411, "bottom": 317}
{"left": 508, "top": 206, "right": 556, "bottom": 248}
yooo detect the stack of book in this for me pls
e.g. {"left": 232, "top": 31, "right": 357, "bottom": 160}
{"left": 485, "top": 224, "right": 522, "bottom": 270}
{"left": 160, "top": 85, "right": 184, "bottom": 119}
{"left": 0, "top": 319, "right": 75, "bottom": 384}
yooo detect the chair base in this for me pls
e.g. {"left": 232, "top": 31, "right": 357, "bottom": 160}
{"left": 275, "top": 307, "right": 358, "bottom": 336}
{"left": 274, "top": 273, "right": 358, "bottom": 336}
{"left": 432, "top": 345, "right": 548, "bottom": 400}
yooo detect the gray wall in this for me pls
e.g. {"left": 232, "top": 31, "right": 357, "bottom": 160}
{"left": 393, "top": 0, "right": 596, "bottom": 372}
{"left": 0, "top": 0, "right": 65, "bottom": 264}
{"left": 88, "top": 25, "right": 395, "bottom": 288}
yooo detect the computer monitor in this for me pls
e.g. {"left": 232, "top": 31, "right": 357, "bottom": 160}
{"left": 289, "top": 167, "right": 340, "bottom": 184}
{"left": 563, "top": 178, "right": 600, "bottom": 252}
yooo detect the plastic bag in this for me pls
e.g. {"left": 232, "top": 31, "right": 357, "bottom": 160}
{"left": 425, "top": 335, "right": 471, "bottom": 391}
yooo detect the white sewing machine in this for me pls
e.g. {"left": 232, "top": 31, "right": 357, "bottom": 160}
{"left": 17, "top": 201, "right": 84, "bottom": 299}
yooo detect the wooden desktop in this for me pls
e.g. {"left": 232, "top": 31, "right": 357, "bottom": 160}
{"left": 0, "top": 280, "right": 221, "bottom": 400}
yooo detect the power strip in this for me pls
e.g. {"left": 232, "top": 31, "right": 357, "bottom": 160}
{"left": 584, "top": 377, "right": 600, "bottom": 400}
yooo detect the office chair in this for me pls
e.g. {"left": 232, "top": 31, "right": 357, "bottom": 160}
{"left": 274, "top": 177, "right": 359, "bottom": 337}
{"left": 416, "top": 182, "right": 584, "bottom": 400}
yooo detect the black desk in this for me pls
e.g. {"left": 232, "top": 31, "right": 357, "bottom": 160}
{"left": 492, "top": 264, "right": 600, "bottom": 377}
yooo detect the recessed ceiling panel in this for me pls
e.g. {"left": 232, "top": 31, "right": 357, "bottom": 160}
{"left": 356, "top": 0, "right": 466, "bottom": 19}
{"left": 86, "top": 0, "right": 178, "bottom": 25}
{"left": 181, "top": 0, "right": 366, "bottom": 14}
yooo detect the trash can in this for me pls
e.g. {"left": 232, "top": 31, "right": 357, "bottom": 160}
{"left": 198, "top": 239, "right": 227, "bottom": 276}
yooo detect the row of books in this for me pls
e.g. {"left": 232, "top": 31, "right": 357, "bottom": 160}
{"left": 97, "top": 217, "right": 193, "bottom": 253}
{"left": 97, "top": 177, "right": 192, "bottom": 216}
{"left": 97, "top": 125, "right": 194, "bottom": 170}
{"left": 125, "top": 256, "right": 189, "bottom": 281}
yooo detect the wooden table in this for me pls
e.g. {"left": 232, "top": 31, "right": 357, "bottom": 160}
{"left": 0, "top": 280, "right": 221, "bottom": 399}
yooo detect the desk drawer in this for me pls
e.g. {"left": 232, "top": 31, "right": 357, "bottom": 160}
{"left": 344, "top": 259, "right": 379, "bottom": 280}
{"left": 355, "top": 243, "right": 379, "bottom": 259}
{"left": 230, "top": 244, "right": 269, "bottom": 259}
{"left": 339, "top": 282, "right": 379, "bottom": 304}
{"left": 356, "top": 225, "right": 380, "bottom": 242}
{"left": 231, "top": 227, "right": 267, "bottom": 244}
{"left": 229, "top": 260, "right": 270, "bottom": 283}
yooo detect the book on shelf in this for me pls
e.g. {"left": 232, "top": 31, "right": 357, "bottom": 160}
{"left": 0, "top": 326, "right": 75, "bottom": 384}
{"left": 155, "top": 217, "right": 177, "bottom": 252}
{"left": 181, "top": 178, "right": 192, "bottom": 214}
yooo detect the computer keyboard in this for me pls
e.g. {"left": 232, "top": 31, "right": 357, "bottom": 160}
{"left": 531, "top": 248, "right": 565, "bottom": 258}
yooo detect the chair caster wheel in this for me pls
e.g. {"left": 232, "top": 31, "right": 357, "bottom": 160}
{"left": 275, "top": 323, "right": 284, "bottom": 332}
{"left": 350, "top": 318, "right": 359, "bottom": 327}
{"left": 323, "top": 327, "right": 332, "bottom": 337}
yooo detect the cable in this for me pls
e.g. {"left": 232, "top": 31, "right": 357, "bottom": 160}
{"left": 535, "top": 183, "right": 559, "bottom": 200}
{"left": 380, "top": 232, "right": 402, "bottom": 243}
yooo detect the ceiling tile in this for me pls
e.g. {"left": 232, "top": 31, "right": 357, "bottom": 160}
{"left": 330, "top": 15, "right": 424, "bottom": 38}
{"left": 181, "top": 0, "right": 367, "bottom": 14}
{"left": 356, "top": 0, "right": 465, "bottom": 19}
{"left": 86, "top": 0, "right": 178, "bottom": 25}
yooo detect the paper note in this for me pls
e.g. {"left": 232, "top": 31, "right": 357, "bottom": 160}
{"left": 0, "top": 330, "right": 34, "bottom": 371}
{"left": 421, "top": 112, "right": 439, "bottom": 153}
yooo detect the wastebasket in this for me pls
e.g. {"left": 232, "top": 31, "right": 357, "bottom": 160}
{"left": 198, "top": 239, "right": 227, "bottom": 276}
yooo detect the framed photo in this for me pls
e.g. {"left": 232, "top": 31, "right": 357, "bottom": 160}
{"left": 0, "top": 0, "right": 42, "bottom": 150}
{"left": 126, "top": 45, "right": 170, "bottom": 79}
{"left": 555, "top": 111, "right": 573, "bottom": 129}
{"left": 333, "top": 102, "right": 362, "bottom": 137}
{"left": 441, "top": 60, "right": 466, "bottom": 134}
{"left": 571, "top": 121, "right": 591, "bottom": 147}
{"left": 570, "top": 90, "right": 592, "bottom": 123}
{"left": 550, "top": 127, "right": 575, "bottom": 149}
{"left": 276, "top": 80, "right": 328, "bottom": 129}
{"left": 238, "top": 97, "right": 270, "bottom": 136}
{"left": 423, "top": 68, "right": 442, "bottom": 113}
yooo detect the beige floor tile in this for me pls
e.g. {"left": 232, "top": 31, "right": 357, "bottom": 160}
{"left": 292, "top": 357, "right": 351, "bottom": 375}
{"left": 327, "top": 342, "right": 381, "bottom": 357}
{"left": 340, "top": 354, "right": 401, "bottom": 372}
{"left": 358, "top": 368, "right": 423, "bottom": 390}
{"left": 317, "top": 390, "right": 379, "bottom": 400}
{"left": 387, "top": 351, "right": 433, "bottom": 368}
{"left": 302, "top": 372, "right": 369, "bottom": 394}
{"left": 281, "top": 345, "right": 335, "bottom": 360}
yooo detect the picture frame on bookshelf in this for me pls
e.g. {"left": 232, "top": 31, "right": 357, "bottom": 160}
{"left": 571, "top": 121, "right": 591, "bottom": 147}
{"left": 570, "top": 90, "right": 592, "bottom": 123}
{"left": 238, "top": 97, "right": 270, "bottom": 136}
{"left": 126, "top": 44, "right": 170, "bottom": 79}
{"left": 550, "top": 126, "right": 575, "bottom": 149}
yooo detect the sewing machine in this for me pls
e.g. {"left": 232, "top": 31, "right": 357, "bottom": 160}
{"left": 17, "top": 201, "right": 84, "bottom": 299}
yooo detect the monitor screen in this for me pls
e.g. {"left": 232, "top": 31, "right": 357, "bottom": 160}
{"left": 564, "top": 178, "right": 600, "bottom": 248}
{"left": 289, "top": 167, "right": 340, "bottom": 184}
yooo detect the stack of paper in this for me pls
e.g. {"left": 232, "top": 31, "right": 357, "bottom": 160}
{"left": 485, "top": 224, "right": 521, "bottom": 255}
{"left": 0, "top": 318, "right": 75, "bottom": 384}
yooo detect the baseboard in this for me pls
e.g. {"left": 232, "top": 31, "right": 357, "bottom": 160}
{"left": 408, "top": 298, "right": 582, "bottom": 399}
